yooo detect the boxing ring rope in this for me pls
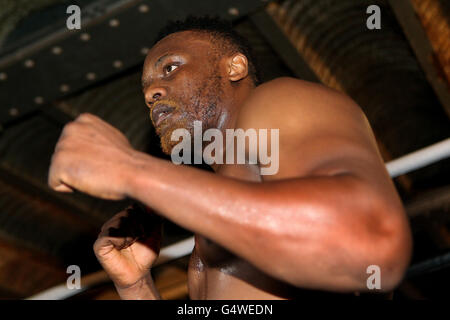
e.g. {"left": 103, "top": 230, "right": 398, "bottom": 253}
{"left": 386, "top": 138, "right": 450, "bottom": 178}
{"left": 27, "top": 137, "right": 450, "bottom": 299}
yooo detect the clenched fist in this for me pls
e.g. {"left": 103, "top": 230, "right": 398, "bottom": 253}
{"left": 93, "top": 204, "right": 163, "bottom": 289}
{"left": 48, "top": 113, "right": 137, "bottom": 200}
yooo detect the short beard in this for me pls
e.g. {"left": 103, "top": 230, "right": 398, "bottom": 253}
{"left": 158, "top": 117, "right": 191, "bottom": 154}
{"left": 159, "top": 73, "right": 223, "bottom": 155}
{"left": 158, "top": 106, "right": 217, "bottom": 155}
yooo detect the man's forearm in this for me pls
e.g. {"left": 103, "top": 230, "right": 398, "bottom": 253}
{"left": 125, "top": 151, "right": 411, "bottom": 291}
{"left": 115, "top": 273, "right": 161, "bottom": 300}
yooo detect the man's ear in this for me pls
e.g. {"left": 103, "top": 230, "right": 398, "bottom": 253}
{"left": 228, "top": 53, "right": 248, "bottom": 82}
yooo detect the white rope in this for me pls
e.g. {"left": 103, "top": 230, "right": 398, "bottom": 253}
{"left": 386, "top": 138, "right": 450, "bottom": 178}
{"left": 153, "top": 236, "right": 195, "bottom": 267}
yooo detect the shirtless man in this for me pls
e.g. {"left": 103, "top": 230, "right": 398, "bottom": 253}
{"left": 48, "top": 17, "right": 412, "bottom": 299}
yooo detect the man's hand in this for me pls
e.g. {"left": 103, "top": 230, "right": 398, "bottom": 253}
{"left": 93, "top": 204, "right": 162, "bottom": 289}
{"left": 48, "top": 113, "right": 136, "bottom": 200}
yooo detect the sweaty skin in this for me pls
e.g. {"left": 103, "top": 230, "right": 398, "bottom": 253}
{"left": 49, "top": 30, "right": 412, "bottom": 299}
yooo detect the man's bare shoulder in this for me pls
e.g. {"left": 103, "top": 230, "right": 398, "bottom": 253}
{"left": 236, "top": 77, "right": 382, "bottom": 179}
{"left": 237, "top": 77, "right": 364, "bottom": 130}
{"left": 256, "top": 76, "right": 336, "bottom": 95}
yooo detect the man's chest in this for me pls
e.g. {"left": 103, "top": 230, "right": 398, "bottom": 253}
{"left": 193, "top": 162, "right": 261, "bottom": 265}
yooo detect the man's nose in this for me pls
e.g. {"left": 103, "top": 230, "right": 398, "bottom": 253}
{"left": 144, "top": 87, "right": 167, "bottom": 108}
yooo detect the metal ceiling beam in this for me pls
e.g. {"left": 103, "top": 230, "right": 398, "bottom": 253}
{"left": 388, "top": 0, "right": 450, "bottom": 119}
{"left": 250, "top": 9, "right": 319, "bottom": 83}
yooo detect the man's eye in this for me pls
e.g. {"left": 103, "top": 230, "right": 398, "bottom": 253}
{"left": 164, "top": 64, "right": 178, "bottom": 74}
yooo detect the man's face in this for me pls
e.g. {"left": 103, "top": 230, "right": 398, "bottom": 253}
{"left": 142, "top": 31, "right": 226, "bottom": 154}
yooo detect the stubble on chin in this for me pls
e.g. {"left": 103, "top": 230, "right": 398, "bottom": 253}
{"left": 158, "top": 119, "right": 192, "bottom": 155}
{"left": 159, "top": 131, "right": 177, "bottom": 155}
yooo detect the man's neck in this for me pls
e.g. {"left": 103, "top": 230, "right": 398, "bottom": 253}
{"left": 203, "top": 80, "right": 256, "bottom": 173}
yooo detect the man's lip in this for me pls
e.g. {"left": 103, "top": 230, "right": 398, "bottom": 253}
{"left": 151, "top": 104, "right": 175, "bottom": 127}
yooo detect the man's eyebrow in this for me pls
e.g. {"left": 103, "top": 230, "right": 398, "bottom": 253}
{"left": 142, "top": 53, "right": 175, "bottom": 89}
{"left": 155, "top": 53, "right": 172, "bottom": 68}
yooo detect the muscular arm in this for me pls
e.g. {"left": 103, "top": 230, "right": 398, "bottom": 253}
{"left": 123, "top": 78, "right": 412, "bottom": 292}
